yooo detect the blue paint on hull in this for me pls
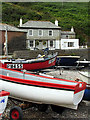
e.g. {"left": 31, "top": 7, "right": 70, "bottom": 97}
{"left": 83, "top": 88, "right": 90, "bottom": 101}
{"left": 56, "top": 57, "right": 79, "bottom": 66}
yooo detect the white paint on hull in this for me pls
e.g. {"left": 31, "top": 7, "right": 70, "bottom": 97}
{"left": 0, "top": 96, "right": 8, "bottom": 115}
{"left": 1, "top": 80, "right": 84, "bottom": 109}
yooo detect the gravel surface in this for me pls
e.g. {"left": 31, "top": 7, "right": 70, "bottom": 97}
{"left": 1, "top": 69, "right": 90, "bottom": 120}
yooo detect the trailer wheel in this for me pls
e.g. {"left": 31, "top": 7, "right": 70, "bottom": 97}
{"left": 38, "top": 104, "right": 48, "bottom": 112}
{"left": 10, "top": 106, "right": 23, "bottom": 120}
{"left": 51, "top": 105, "right": 65, "bottom": 114}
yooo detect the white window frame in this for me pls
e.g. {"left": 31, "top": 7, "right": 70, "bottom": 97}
{"left": 50, "top": 40, "right": 53, "bottom": 47}
{"left": 38, "top": 29, "right": 43, "bottom": 36}
{"left": 28, "top": 29, "right": 33, "bottom": 36}
{"left": 68, "top": 42, "right": 74, "bottom": 47}
{"left": 48, "top": 30, "right": 53, "bottom": 36}
{"left": 29, "top": 40, "right": 34, "bottom": 47}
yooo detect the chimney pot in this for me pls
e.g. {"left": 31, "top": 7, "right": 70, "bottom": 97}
{"left": 71, "top": 26, "right": 74, "bottom": 32}
{"left": 55, "top": 20, "right": 58, "bottom": 26}
{"left": 20, "top": 18, "right": 22, "bottom": 27}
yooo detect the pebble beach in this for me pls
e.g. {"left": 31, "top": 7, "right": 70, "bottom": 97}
{"left": 1, "top": 69, "right": 90, "bottom": 120}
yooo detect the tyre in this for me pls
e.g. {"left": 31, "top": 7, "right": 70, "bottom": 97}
{"left": 10, "top": 106, "right": 23, "bottom": 120}
{"left": 38, "top": 104, "right": 48, "bottom": 112}
{"left": 51, "top": 105, "right": 65, "bottom": 114}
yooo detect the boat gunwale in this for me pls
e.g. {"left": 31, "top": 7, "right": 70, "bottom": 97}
{"left": 0, "top": 67, "right": 86, "bottom": 94}
{"left": 0, "top": 54, "right": 57, "bottom": 64}
{"left": 1, "top": 67, "right": 79, "bottom": 83}
{"left": 0, "top": 74, "right": 75, "bottom": 91}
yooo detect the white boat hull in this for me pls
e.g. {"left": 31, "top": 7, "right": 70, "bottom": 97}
{"left": 1, "top": 80, "right": 84, "bottom": 110}
{"left": 0, "top": 91, "right": 9, "bottom": 116}
{"left": 0, "top": 96, "right": 8, "bottom": 116}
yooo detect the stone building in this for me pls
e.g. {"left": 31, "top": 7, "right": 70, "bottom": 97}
{"left": 18, "top": 19, "right": 61, "bottom": 50}
{"left": 18, "top": 19, "right": 79, "bottom": 50}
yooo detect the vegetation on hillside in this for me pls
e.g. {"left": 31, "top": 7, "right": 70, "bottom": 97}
{"left": 2, "top": 2, "right": 89, "bottom": 46}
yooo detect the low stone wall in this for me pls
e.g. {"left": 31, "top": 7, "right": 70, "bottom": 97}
{"left": 13, "top": 48, "right": 90, "bottom": 60}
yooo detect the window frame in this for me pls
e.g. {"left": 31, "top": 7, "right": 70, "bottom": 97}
{"left": 48, "top": 30, "right": 53, "bottom": 36}
{"left": 50, "top": 40, "right": 53, "bottom": 47}
{"left": 29, "top": 40, "right": 34, "bottom": 47}
{"left": 38, "top": 29, "right": 43, "bottom": 36}
{"left": 28, "top": 29, "right": 33, "bottom": 36}
{"left": 68, "top": 42, "right": 74, "bottom": 47}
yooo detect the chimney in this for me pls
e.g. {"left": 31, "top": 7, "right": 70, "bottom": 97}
{"left": 55, "top": 20, "right": 58, "bottom": 26}
{"left": 71, "top": 26, "right": 74, "bottom": 32}
{"left": 20, "top": 18, "right": 22, "bottom": 27}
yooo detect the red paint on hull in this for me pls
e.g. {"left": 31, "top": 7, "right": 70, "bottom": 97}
{"left": 0, "top": 56, "right": 56, "bottom": 71}
{"left": 0, "top": 67, "right": 86, "bottom": 94}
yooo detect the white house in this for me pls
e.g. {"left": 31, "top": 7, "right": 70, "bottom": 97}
{"left": 61, "top": 27, "right": 79, "bottom": 49}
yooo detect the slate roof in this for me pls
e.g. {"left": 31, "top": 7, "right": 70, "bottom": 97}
{"left": 0, "top": 23, "right": 27, "bottom": 32}
{"left": 61, "top": 31, "right": 75, "bottom": 35}
{"left": 19, "top": 20, "right": 61, "bottom": 29}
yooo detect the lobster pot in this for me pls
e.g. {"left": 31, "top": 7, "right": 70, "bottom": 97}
{"left": 0, "top": 91, "right": 10, "bottom": 116}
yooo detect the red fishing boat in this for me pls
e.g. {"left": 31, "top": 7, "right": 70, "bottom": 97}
{"left": 0, "top": 53, "right": 57, "bottom": 71}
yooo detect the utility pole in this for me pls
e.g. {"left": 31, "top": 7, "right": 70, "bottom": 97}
{"left": 4, "top": 26, "right": 8, "bottom": 57}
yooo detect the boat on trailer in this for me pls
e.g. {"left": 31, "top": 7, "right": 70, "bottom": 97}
{"left": 0, "top": 53, "right": 57, "bottom": 71}
{"left": 79, "top": 68, "right": 90, "bottom": 101}
{"left": 0, "top": 67, "right": 86, "bottom": 110}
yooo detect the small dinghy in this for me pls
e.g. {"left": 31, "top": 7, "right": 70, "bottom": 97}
{"left": 0, "top": 53, "right": 57, "bottom": 71}
{"left": 79, "top": 68, "right": 90, "bottom": 101}
{"left": 0, "top": 90, "right": 10, "bottom": 116}
{"left": 0, "top": 67, "right": 86, "bottom": 110}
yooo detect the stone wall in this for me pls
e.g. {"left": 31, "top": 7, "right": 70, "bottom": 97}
{"left": 13, "top": 48, "right": 90, "bottom": 60}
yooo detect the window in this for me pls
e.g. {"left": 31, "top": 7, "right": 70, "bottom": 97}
{"left": 50, "top": 40, "right": 53, "bottom": 47}
{"left": 38, "top": 30, "right": 43, "bottom": 36}
{"left": 29, "top": 30, "right": 33, "bottom": 36}
{"left": 30, "top": 40, "right": 33, "bottom": 47}
{"left": 49, "top": 30, "right": 53, "bottom": 36}
{"left": 68, "top": 42, "right": 74, "bottom": 47}
{"left": 66, "top": 35, "right": 68, "bottom": 38}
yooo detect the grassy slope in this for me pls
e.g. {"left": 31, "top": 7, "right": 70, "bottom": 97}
{"left": 2, "top": 2, "right": 89, "bottom": 45}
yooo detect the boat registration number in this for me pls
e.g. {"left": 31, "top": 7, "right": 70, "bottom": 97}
{"left": 7, "top": 64, "right": 23, "bottom": 69}
{"left": 49, "top": 58, "right": 55, "bottom": 64}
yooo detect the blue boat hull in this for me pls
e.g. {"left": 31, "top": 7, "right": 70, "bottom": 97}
{"left": 83, "top": 88, "right": 90, "bottom": 101}
{"left": 56, "top": 57, "right": 79, "bottom": 66}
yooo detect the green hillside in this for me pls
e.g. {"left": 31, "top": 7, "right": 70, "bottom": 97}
{"left": 2, "top": 2, "right": 89, "bottom": 45}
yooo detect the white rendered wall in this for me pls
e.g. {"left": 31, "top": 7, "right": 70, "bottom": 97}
{"left": 61, "top": 39, "right": 79, "bottom": 49}
{"left": 55, "top": 40, "right": 60, "bottom": 49}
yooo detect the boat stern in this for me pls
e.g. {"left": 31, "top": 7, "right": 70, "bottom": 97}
{"left": 73, "top": 82, "right": 86, "bottom": 106}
